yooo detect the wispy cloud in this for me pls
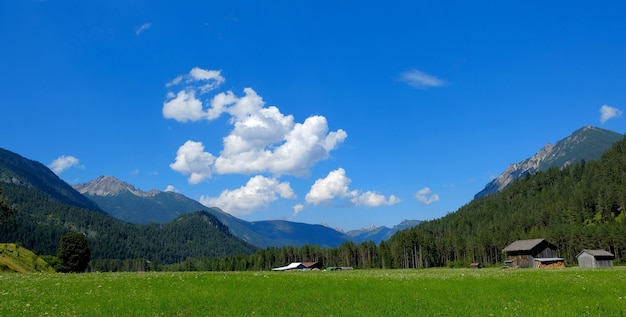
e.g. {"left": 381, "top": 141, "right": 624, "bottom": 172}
{"left": 49, "top": 155, "right": 81, "bottom": 174}
{"left": 135, "top": 23, "right": 151, "bottom": 36}
{"left": 290, "top": 204, "right": 305, "bottom": 219}
{"left": 414, "top": 187, "right": 440, "bottom": 205}
{"left": 305, "top": 168, "right": 400, "bottom": 207}
{"left": 600, "top": 104, "right": 622, "bottom": 123}
{"left": 400, "top": 69, "right": 446, "bottom": 88}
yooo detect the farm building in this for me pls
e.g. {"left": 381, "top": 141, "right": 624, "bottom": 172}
{"left": 577, "top": 249, "right": 615, "bottom": 268}
{"left": 272, "top": 262, "right": 322, "bottom": 271}
{"left": 503, "top": 238, "right": 563, "bottom": 268}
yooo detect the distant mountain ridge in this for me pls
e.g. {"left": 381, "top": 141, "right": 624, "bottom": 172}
{"left": 73, "top": 176, "right": 159, "bottom": 197}
{"left": 74, "top": 176, "right": 350, "bottom": 248}
{"left": 345, "top": 220, "right": 421, "bottom": 244}
{"left": 474, "top": 126, "right": 624, "bottom": 199}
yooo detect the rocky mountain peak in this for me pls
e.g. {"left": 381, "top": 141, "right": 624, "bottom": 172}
{"left": 474, "top": 126, "right": 623, "bottom": 199}
{"left": 73, "top": 175, "right": 158, "bottom": 197}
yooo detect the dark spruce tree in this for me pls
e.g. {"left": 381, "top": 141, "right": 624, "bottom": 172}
{"left": 57, "top": 232, "right": 91, "bottom": 273}
{"left": 0, "top": 186, "right": 16, "bottom": 227}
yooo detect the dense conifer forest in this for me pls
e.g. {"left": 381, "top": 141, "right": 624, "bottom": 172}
{"left": 0, "top": 184, "right": 257, "bottom": 267}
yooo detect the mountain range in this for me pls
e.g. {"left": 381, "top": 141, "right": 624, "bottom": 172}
{"left": 0, "top": 125, "right": 622, "bottom": 265}
{"left": 73, "top": 176, "right": 414, "bottom": 247}
{"left": 474, "top": 126, "right": 624, "bottom": 199}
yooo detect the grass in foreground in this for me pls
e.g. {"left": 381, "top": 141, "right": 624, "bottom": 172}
{"left": 1, "top": 267, "right": 625, "bottom": 316}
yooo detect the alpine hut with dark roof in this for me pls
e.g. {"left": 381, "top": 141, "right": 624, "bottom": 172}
{"left": 502, "top": 238, "right": 563, "bottom": 268}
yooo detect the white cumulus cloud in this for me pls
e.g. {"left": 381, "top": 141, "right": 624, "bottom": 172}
{"left": 305, "top": 168, "right": 355, "bottom": 205}
{"left": 351, "top": 191, "right": 400, "bottom": 207}
{"left": 600, "top": 104, "right": 623, "bottom": 123}
{"left": 305, "top": 168, "right": 399, "bottom": 207}
{"left": 164, "top": 68, "right": 347, "bottom": 180}
{"left": 415, "top": 187, "right": 440, "bottom": 205}
{"left": 400, "top": 69, "right": 445, "bottom": 88}
{"left": 163, "top": 90, "right": 205, "bottom": 122}
{"left": 164, "top": 185, "right": 177, "bottom": 192}
{"left": 49, "top": 155, "right": 81, "bottom": 174}
{"left": 169, "top": 140, "right": 215, "bottom": 184}
{"left": 200, "top": 175, "right": 295, "bottom": 217}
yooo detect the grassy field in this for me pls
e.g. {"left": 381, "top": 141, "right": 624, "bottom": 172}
{"left": 1, "top": 267, "right": 625, "bottom": 316}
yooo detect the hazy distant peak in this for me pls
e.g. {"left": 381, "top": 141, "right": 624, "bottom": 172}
{"left": 73, "top": 175, "right": 158, "bottom": 197}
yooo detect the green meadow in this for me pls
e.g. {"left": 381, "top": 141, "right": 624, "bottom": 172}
{"left": 2, "top": 268, "right": 625, "bottom": 316}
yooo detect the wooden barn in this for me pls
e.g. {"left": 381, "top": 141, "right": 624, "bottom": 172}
{"left": 577, "top": 249, "right": 615, "bottom": 268}
{"left": 502, "top": 238, "right": 561, "bottom": 268}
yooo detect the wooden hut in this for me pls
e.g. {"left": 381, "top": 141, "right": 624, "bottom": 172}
{"left": 502, "top": 238, "right": 559, "bottom": 268}
{"left": 577, "top": 249, "right": 615, "bottom": 268}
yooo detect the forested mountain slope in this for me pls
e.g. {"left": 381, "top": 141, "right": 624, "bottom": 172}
{"left": 0, "top": 183, "right": 257, "bottom": 264}
{"left": 0, "top": 147, "right": 102, "bottom": 212}
{"left": 387, "top": 135, "right": 626, "bottom": 268}
{"left": 0, "top": 148, "right": 257, "bottom": 266}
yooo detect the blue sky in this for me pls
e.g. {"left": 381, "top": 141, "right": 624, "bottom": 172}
{"left": 2, "top": 1, "right": 625, "bottom": 231}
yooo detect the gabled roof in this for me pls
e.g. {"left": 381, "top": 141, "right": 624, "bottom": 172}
{"left": 577, "top": 249, "right": 615, "bottom": 258}
{"left": 502, "top": 238, "right": 555, "bottom": 252}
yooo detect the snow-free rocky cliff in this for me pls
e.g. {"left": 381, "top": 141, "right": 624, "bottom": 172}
{"left": 474, "top": 126, "right": 624, "bottom": 199}
{"left": 73, "top": 175, "right": 159, "bottom": 197}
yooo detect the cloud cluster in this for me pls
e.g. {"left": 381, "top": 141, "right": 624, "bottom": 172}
{"left": 165, "top": 68, "right": 347, "bottom": 182}
{"left": 165, "top": 67, "right": 398, "bottom": 218}
{"left": 49, "top": 155, "right": 81, "bottom": 174}
{"left": 305, "top": 168, "right": 400, "bottom": 207}
{"left": 600, "top": 104, "right": 623, "bottom": 123}
{"left": 400, "top": 69, "right": 446, "bottom": 88}
{"left": 200, "top": 175, "right": 295, "bottom": 217}
{"left": 414, "top": 187, "right": 440, "bottom": 205}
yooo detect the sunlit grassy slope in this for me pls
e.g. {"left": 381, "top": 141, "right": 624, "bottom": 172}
{"left": 0, "top": 243, "right": 55, "bottom": 273}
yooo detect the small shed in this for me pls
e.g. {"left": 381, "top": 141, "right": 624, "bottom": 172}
{"left": 470, "top": 262, "right": 481, "bottom": 269}
{"left": 577, "top": 249, "right": 615, "bottom": 268}
{"left": 502, "top": 238, "right": 558, "bottom": 268}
